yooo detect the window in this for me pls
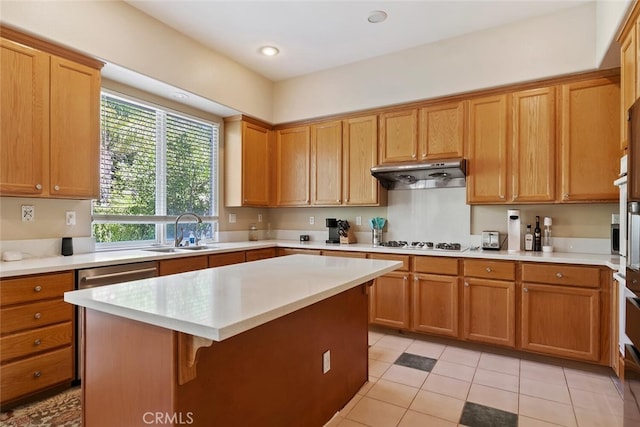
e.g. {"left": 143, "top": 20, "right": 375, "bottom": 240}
{"left": 93, "top": 92, "right": 219, "bottom": 248}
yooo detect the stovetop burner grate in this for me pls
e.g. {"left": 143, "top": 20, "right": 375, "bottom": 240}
{"left": 378, "top": 241, "right": 465, "bottom": 251}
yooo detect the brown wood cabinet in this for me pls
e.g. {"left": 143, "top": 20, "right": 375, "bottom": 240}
{"left": 368, "top": 254, "right": 411, "bottom": 329}
{"left": 419, "top": 101, "right": 465, "bottom": 160}
{"left": 0, "top": 31, "right": 102, "bottom": 199}
{"left": 619, "top": 1, "right": 640, "bottom": 151}
{"left": 277, "top": 248, "right": 322, "bottom": 256}
{"left": 343, "top": 115, "right": 383, "bottom": 205}
{"left": 311, "top": 120, "right": 342, "bottom": 205}
{"left": 559, "top": 76, "right": 620, "bottom": 202}
{"left": 412, "top": 257, "right": 459, "bottom": 338}
{"left": 511, "top": 87, "right": 556, "bottom": 202}
{"left": 520, "top": 263, "right": 601, "bottom": 362}
{"left": 0, "top": 271, "right": 74, "bottom": 406}
{"left": 224, "top": 117, "right": 271, "bottom": 207}
{"left": 462, "top": 260, "right": 516, "bottom": 348}
{"left": 159, "top": 256, "right": 208, "bottom": 276}
{"left": 466, "top": 94, "right": 509, "bottom": 203}
{"left": 208, "top": 251, "right": 246, "bottom": 268}
{"left": 379, "top": 108, "right": 419, "bottom": 163}
{"left": 275, "top": 126, "right": 310, "bottom": 206}
{"left": 321, "top": 250, "right": 367, "bottom": 258}
{"left": 245, "top": 247, "right": 277, "bottom": 262}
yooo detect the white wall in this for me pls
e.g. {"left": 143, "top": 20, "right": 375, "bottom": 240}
{"left": 0, "top": 0, "right": 274, "bottom": 122}
{"left": 596, "top": 0, "right": 634, "bottom": 67}
{"left": 273, "top": 4, "right": 598, "bottom": 123}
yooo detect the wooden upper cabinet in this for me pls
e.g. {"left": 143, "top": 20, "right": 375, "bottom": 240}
{"left": 0, "top": 30, "right": 102, "bottom": 199}
{"left": 49, "top": 56, "right": 100, "bottom": 198}
{"left": 275, "top": 126, "right": 310, "bottom": 206}
{"left": 511, "top": 87, "right": 556, "bottom": 203}
{"left": 343, "top": 115, "right": 381, "bottom": 205}
{"left": 311, "top": 120, "right": 342, "bottom": 205}
{"left": 419, "top": 101, "right": 465, "bottom": 160}
{"left": 559, "top": 77, "right": 620, "bottom": 202}
{"left": 619, "top": 3, "right": 640, "bottom": 152}
{"left": 224, "top": 118, "right": 271, "bottom": 207}
{"left": 379, "top": 109, "right": 418, "bottom": 163}
{"left": 0, "top": 38, "right": 48, "bottom": 196}
{"left": 466, "top": 94, "right": 509, "bottom": 203}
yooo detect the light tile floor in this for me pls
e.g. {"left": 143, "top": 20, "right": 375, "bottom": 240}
{"left": 326, "top": 328, "right": 623, "bottom": 427}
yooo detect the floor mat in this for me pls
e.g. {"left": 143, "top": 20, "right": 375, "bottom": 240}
{"left": 0, "top": 387, "right": 81, "bottom": 427}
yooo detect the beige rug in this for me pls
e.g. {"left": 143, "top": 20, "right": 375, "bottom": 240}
{"left": 0, "top": 387, "right": 81, "bottom": 427}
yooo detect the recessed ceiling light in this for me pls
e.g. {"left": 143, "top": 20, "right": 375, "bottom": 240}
{"left": 259, "top": 46, "right": 279, "bottom": 57}
{"left": 171, "top": 92, "right": 189, "bottom": 100}
{"left": 368, "top": 10, "right": 387, "bottom": 24}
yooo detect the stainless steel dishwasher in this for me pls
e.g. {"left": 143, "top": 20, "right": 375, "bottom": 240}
{"left": 75, "top": 261, "right": 158, "bottom": 382}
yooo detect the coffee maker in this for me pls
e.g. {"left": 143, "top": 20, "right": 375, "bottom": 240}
{"left": 326, "top": 218, "right": 339, "bottom": 244}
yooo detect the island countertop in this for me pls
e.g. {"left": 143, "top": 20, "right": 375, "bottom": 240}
{"left": 64, "top": 254, "right": 401, "bottom": 341}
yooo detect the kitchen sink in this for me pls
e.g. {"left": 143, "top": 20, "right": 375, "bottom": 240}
{"left": 144, "top": 247, "right": 181, "bottom": 253}
{"left": 144, "top": 245, "right": 216, "bottom": 253}
{"left": 178, "top": 245, "right": 216, "bottom": 251}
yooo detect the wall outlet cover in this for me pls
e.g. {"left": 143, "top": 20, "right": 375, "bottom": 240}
{"left": 21, "top": 205, "right": 35, "bottom": 222}
{"left": 66, "top": 211, "right": 76, "bottom": 226}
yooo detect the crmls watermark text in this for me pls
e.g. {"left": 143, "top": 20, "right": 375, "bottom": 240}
{"left": 142, "top": 412, "right": 194, "bottom": 425}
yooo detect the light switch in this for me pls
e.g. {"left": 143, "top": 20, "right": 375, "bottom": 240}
{"left": 229, "top": 213, "right": 236, "bottom": 223}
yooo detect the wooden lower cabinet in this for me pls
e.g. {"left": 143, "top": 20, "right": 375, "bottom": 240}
{"left": 278, "top": 248, "right": 322, "bottom": 256}
{"left": 412, "top": 273, "right": 459, "bottom": 337}
{"left": 462, "top": 278, "right": 516, "bottom": 348}
{"left": 520, "top": 283, "right": 600, "bottom": 362}
{"left": 245, "top": 247, "right": 277, "bottom": 262}
{"left": 159, "top": 256, "right": 208, "bottom": 276}
{"left": 369, "top": 272, "right": 411, "bottom": 329}
{"left": 208, "top": 252, "right": 246, "bottom": 268}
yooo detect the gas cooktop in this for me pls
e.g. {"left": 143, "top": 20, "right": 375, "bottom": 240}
{"left": 377, "top": 241, "right": 467, "bottom": 252}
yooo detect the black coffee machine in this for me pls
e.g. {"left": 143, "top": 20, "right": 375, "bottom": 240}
{"left": 326, "top": 218, "right": 339, "bottom": 244}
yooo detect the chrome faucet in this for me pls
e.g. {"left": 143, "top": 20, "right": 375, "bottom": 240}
{"left": 174, "top": 213, "right": 203, "bottom": 247}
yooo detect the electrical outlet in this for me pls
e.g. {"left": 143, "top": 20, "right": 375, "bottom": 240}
{"left": 258, "top": 214, "right": 263, "bottom": 223}
{"left": 309, "top": 216, "right": 315, "bottom": 225}
{"left": 229, "top": 213, "right": 236, "bottom": 223}
{"left": 65, "top": 211, "right": 76, "bottom": 226}
{"left": 323, "top": 350, "right": 331, "bottom": 374}
{"left": 356, "top": 216, "right": 362, "bottom": 226}
{"left": 21, "top": 205, "right": 35, "bottom": 222}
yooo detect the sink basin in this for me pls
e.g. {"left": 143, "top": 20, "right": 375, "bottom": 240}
{"left": 144, "top": 245, "right": 216, "bottom": 253}
{"left": 144, "top": 247, "right": 181, "bottom": 253}
{"left": 178, "top": 245, "right": 216, "bottom": 251}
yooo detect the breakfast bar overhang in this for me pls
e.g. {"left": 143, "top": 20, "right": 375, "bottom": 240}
{"left": 64, "top": 254, "right": 401, "bottom": 427}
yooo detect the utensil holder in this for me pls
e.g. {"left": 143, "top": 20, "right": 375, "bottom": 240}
{"left": 372, "top": 228, "right": 383, "bottom": 247}
{"left": 340, "top": 229, "right": 357, "bottom": 244}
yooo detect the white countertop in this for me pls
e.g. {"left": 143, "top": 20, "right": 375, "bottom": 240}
{"left": 64, "top": 255, "right": 402, "bottom": 341}
{"left": 0, "top": 239, "right": 619, "bottom": 278}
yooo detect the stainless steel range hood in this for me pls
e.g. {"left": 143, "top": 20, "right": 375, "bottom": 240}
{"left": 371, "top": 158, "right": 467, "bottom": 190}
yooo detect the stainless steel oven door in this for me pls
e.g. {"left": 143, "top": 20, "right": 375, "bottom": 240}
{"left": 625, "top": 344, "right": 640, "bottom": 426}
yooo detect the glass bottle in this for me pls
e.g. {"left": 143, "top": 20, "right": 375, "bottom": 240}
{"left": 534, "top": 216, "right": 542, "bottom": 251}
{"left": 249, "top": 223, "right": 258, "bottom": 241}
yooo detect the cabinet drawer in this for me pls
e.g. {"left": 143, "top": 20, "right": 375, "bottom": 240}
{"left": 1, "top": 346, "right": 73, "bottom": 403}
{"left": 159, "top": 256, "right": 208, "bottom": 276}
{"left": 321, "top": 251, "right": 367, "bottom": 258}
{"left": 246, "top": 248, "right": 277, "bottom": 261}
{"left": 0, "top": 299, "right": 73, "bottom": 334}
{"left": 1, "top": 322, "right": 72, "bottom": 363}
{"left": 278, "top": 248, "right": 322, "bottom": 256}
{"left": 521, "top": 263, "right": 600, "bottom": 288}
{"left": 464, "top": 260, "right": 515, "bottom": 281}
{"left": 208, "top": 252, "right": 245, "bottom": 268}
{"left": 414, "top": 256, "right": 458, "bottom": 275}
{"left": 1, "top": 271, "right": 73, "bottom": 306}
{"left": 369, "top": 253, "right": 411, "bottom": 271}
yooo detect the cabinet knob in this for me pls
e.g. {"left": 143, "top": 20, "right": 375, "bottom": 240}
{"left": 556, "top": 272, "right": 563, "bottom": 278}
{"left": 464, "top": 282, "right": 469, "bottom": 287}
{"left": 563, "top": 193, "right": 569, "bottom": 199}
{"left": 499, "top": 195, "right": 505, "bottom": 199}
{"left": 33, "top": 371, "right": 42, "bottom": 378}
{"left": 523, "top": 288, "right": 529, "bottom": 292}
{"left": 337, "top": 199, "right": 340, "bottom": 203}
{"left": 54, "top": 185, "right": 60, "bottom": 191}
{"left": 34, "top": 312, "right": 42, "bottom": 320}
{"left": 485, "top": 267, "right": 492, "bottom": 273}
{"left": 513, "top": 194, "right": 518, "bottom": 200}
{"left": 34, "top": 339, "right": 41, "bottom": 346}
{"left": 35, "top": 184, "right": 42, "bottom": 190}
{"left": 414, "top": 276, "right": 419, "bottom": 282}
{"left": 34, "top": 285, "right": 42, "bottom": 292}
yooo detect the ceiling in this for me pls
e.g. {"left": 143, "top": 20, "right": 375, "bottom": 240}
{"left": 126, "top": 0, "right": 592, "bottom": 82}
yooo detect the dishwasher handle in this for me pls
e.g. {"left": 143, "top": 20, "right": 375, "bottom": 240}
{"left": 80, "top": 267, "right": 158, "bottom": 283}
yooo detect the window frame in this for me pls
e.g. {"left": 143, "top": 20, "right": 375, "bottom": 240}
{"left": 93, "top": 90, "right": 220, "bottom": 250}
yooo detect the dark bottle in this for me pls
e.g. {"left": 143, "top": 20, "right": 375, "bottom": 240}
{"left": 534, "top": 216, "right": 542, "bottom": 251}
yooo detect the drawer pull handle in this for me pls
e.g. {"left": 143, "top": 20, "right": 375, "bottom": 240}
{"left": 464, "top": 282, "right": 469, "bottom": 287}
{"left": 523, "top": 288, "right": 528, "bottom": 292}
{"left": 34, "top": 339, "right": 41, "bottom": 346}
{"left": 556, "top": 272, "right": 563, "bottom": 278}
{"left": 34, "top": 285, "right": 42, "bottom": 292}
{"left": 33, "top": 371, "right": 42, "bottom": 378}
{"left": 485, "top": 267, "right": 492, "bottom": 273}
{"left": 34, "top": 312, "right": 42, "bottom": 320}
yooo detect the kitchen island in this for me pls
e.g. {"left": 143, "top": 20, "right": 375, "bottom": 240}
{"left": 64, "top": 254, "right": 401, "bottom": 427}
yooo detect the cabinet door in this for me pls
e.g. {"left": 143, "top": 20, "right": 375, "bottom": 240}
{"left": 208, "top": 252, "right": 245, "bottom": 268}
{"left": 467, "top": 95, "right": 509, "bottom": 203}
{"left": 276, "top": 126, "right": 310, "bottom": 206}
{"left": 463, "top": 278, "right": 515, "bottom": 348}
{"left": 511, "top": 87, "right": 556, "bottom": 202}
{"left": 521, "top": 283, "right": 600, "bottom": 362}
{"left": 245, "top": 247, "right": 276, "bottom": 262}
{"left": 621, "top": 24, "right": 637, "bottom": 151}
{"left": 159, "top": 256, "right": 208, "bottom": 276}
{"left": 369, "top": 272, "right": 410, "bottom": 329}
{"left": 412, "top": 273, "right": 458, "bottom": 337}
{"left": 0, "top": 38, "right": 48, "bottom": 196}
{"left": 311, "top": 120, "right": 342, "bottom": 205}
{"left": 379, "top": 109, "right": 418, "bottom": 163}
{"left": 419, "top": 101, "right": 465, "bottom": 160}
{"left": 559, "top": 77, "right": 620, "bottom": 202}
{"left": 242, "top": 122, "right": 270, "bottom": 206}
{"left": 49, "top": 56, "right": 100, "bottom": 198}
{"left": 343, "top": 115, "right": 380, "bottom": 205}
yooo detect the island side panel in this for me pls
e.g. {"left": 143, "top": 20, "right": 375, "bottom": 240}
{"left": 83, "top": 309, "right": 176, "bottom": 427}
{"left": 176, "top": 282, "right": 370, "bottom": 427}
